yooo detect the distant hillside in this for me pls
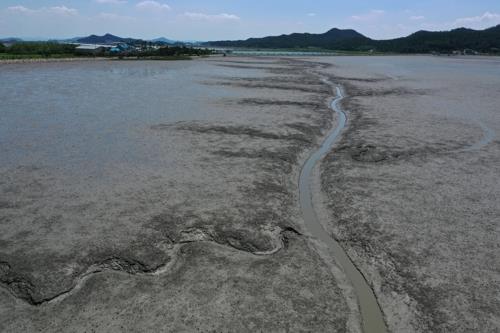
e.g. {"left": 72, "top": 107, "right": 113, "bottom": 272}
{"left": 0, "top": 38, "right": 23, "bottom": 43}
{"left": 77, "top": 33, "right": 139, "bottom": 44}
{"left": 210, "top": 28, "right": 372, "bottom": 50}
{"left": 376, "top": 25, "right": 500, "bottom": 53}
{"left": 152, "top": 37, "right": 177, "bottom": 44}
{"left": 208, "top": 25, "right": 500, "bottom": 53}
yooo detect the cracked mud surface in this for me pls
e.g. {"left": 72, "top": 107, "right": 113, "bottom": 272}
{"left": 0, "top": 58, "right": 355, "bottom": 332}
{"left": 316, "top": 56, "right": 500, "bottom": 332}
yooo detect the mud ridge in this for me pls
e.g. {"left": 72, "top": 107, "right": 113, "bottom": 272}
{"left": 221, "top": 76, "right": 324, "bottom": 86}
{"left": 152, "top": 122, "right": 314, "bottom": 144}
{"left": 334, "top": 76, "right": 389, "bottom": 83}
{"left": 237, "top": 98, "right": 323, "bottom": 109}
{"left": 211, "top": 148, "right": 294, "bottom": 160}
{"left": 335, "top": 142, "right": 472, "bottom": 164}
{"left": 211, "top": 60, "right": 279, "bottom": 65}
{"left": 206, "top": 80, "right": 330, "bottom": 94}
{"left": 214, "top": 64, "right": 289, "bottom": 70}
{"left": 0, "top": 226, "right": 301, "bottom": 307}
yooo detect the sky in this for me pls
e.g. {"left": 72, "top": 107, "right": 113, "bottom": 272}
{"left": 1, "top": 0, "right": 500, "bottom": 41}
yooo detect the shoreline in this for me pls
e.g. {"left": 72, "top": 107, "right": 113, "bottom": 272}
{"left": 0, "top": 55, "right": 199, "bottom": 64}
{"left": 0, "top": 57, "right": 108, "bottom": 64}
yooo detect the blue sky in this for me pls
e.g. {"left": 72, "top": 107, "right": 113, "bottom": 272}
{"left": 1, "top": 0, "right": 500, "bottom": 40}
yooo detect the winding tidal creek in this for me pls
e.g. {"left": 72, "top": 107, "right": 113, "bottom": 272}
{"left": 299, "top": 81, "right": 387, "bottom": 333}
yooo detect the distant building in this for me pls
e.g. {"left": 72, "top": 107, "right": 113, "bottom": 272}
{"left": 463, "top": 49, "right": 479, "bottom": 55}
{"left": 75, "top": 44, "right": 112, "bottom": 55}
{"left": 110, "top": 43, "right": 131, "bottom": 54}
{"left": 451, "top": 49, "right": 479, "bottom": 56}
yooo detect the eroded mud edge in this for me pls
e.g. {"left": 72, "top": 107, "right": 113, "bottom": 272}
{"left": 0, "top": 226, "right": 301, "bottom": 306}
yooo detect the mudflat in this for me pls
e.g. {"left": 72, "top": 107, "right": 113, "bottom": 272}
{"left": 1, "top": 56, "right": 499, "bottom": 332}
{"left": 0, "top": 58, "right": 355, "bottom": 332}
{"left": 316, "top": 56, "right": 500, "bottom": 332}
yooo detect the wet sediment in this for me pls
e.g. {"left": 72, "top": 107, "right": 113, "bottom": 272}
{"left": 0, "top": 58, "right": 357, "bottom": 332}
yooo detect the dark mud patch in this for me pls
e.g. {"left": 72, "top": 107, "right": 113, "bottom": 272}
{"left": 211, "top": 60, "right": 280, "bottom": 65}
{"left": 353, "top": 88, "right": 429, "bottom": 97}
{"left": 148, "top": 208, "right": 300, "bottom": 254}
{"left": 330, "top": 78, "right": 429, "bottom": 98}
{"left": 214, "top": 63, "right": 290, "bottom": 71}
{"left": 0, "top": 255, "right": 167, "bottom": 306}
{"left": 267, "top": 67, "right": 305, "bottom": 75}
{"left": 280, "top": 59, "right": 334, "bottom": 70}
{"left": 237, "top": 98, "right": 323, "bottom": 109}
{"left": 0, "top": 200, "right": 20, "bottom": 209}
{"left": 285, "top": 122, "right": 324, "bottom": 139}
{"left": 347, "top": 86, "right": 428, "bottom": 98}
{"left": 152, "top": 122, "right": 313, "bottom": 144}
{"left": 334, "top": 76, "right": 389, "bottom": 83}
{"left": 221, "top": 76, "right": 324, "bottom": 86}
{"left": 205, "top": 80, "right": 330, "bottom": 94}
{"left": 334, "top": 143, "right": 463, "bottom": 164}
{"left": 211, "top": 146, "right": 302, "bottom": 173}
{"left": 0, "top": 263, "right": 37, "bottom": 305}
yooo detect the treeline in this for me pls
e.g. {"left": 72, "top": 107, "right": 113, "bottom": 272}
{"left": 0, "top": 42, "right": 76, "bottom": 55}
{"left": 209, "top": 25, "right": 500, "bottom": 54}
{"left": 135, "top": 46, "right": 213, "bottom": 57}
{"left": 376, "top": 27, "right": 500, "bottom": 53}
{"left": 211, "top": 28, "right": 370, "bottom": 50}
{"left": 0, "top": 42, "right": 212, "bottom": 58}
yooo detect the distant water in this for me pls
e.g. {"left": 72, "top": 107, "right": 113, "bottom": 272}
{"left": 331, "top": 55, "right": 500, "bottom": 80}
{"left": 0, "top": 60, "right": 244, "bottom": 174}
{"left": 230, "top": 50, "right": 338, "bottom": 56}
{"left": 2, "top": 56, "right": 498, "bottom": 178}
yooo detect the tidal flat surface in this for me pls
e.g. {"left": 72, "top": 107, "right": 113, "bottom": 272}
{"left": 0, "top": 58, "right": 354, "bottom": 332}
{"left": 316, "top": 56, "right": 500, "bottom": 332}
{"left": 1, "top": 56, "right": 499, "bottom": 333}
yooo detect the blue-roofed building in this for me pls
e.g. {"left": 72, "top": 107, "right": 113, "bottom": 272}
{"left": 110, "top": 43, "right": 131, "bottom": 53}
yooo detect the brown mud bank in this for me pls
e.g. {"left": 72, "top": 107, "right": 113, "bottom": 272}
{"left": 316, "top": 56, "right": 500, "bottom": 332}
{"left": 0, "top": 57, "right": 360, "bottom": 332}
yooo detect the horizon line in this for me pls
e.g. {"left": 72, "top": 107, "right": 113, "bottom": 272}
{"left": 2, "top": 23, "right": 499, "bottom": 42}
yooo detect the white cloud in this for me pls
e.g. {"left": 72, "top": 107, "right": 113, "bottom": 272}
{"left": 7, "top": 5, "right": 78, "bottom": 16}
{"left": 183, "top": 12, "right": 240, "bottom": 22}
{"left": 95, "top": 0, "right": 127, "bottom": 4}
{"left": 454, "top": 12, "right": 500, "bottom": 28}
{"left": 410, "top": 15, "right": 425, "bottom": 21}
{"left": 351, "top": 9, "right": 385, "bottom": 22}
{"left": 7, "top": 5, "right": 34, "bottom": 14}
{"left": 307, "top": 13, "right": 316, "bottom": 17}
{"left": 136, "top": 1, "right": 170, "bottom": 11}
{"left": 97, "top": 12, "right": 135, "bottom": 21}
{"left": 48, "top": 6, "right": 78, "bottom": 16}
{"left": 417, "top": 12, "right": 500, "bottom": 33}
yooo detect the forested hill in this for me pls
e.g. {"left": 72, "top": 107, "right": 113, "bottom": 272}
{"left": 376, "top": 25, "right": 500, "bottom": 53}
{"left": 209, "top": 28, "right": 371, "bottom": 49}
{"left": 208, "top": 25, "right": 500, "bottom": 53}
{"left": 76, "top": 33, "right": 140, "bottom": 44}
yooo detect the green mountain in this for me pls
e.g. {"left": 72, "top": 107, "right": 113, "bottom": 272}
{"left": 208, "top": 25, "right": 500, "bottom": 53}
{"left": 76, "top": 33, "right": 140, "bottom": 44}
{"left": 376, "top": 25, "right": 500, "bottom": 53}
{"left": 209, "top": 28, "right": 371, "bottom": 50}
